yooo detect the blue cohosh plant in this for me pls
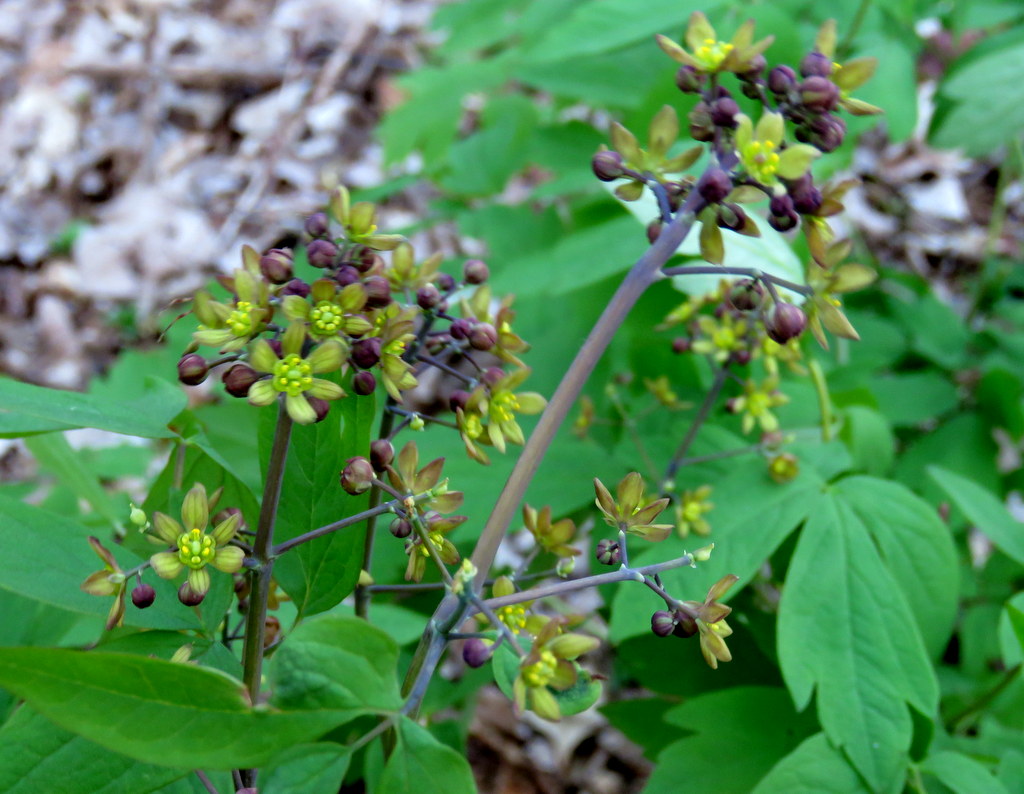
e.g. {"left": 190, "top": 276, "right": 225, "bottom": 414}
{"left": 71, "top": 13, "right": 881, "bottom": 791}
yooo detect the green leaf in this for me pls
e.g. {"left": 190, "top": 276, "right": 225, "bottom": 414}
{"left": 260, "top": 743, "right": 352, "bottom": 794}
{"left": 922, "top": 751, "right": 1010, "bottom": 794}
{"left": 838, "top": 405, "right": 894, "bottom": 476}
{"left": 261, "top": 388, "right": 375, "bottom": 616}
{"left": 752, "top": 733, "right": 873, "bottom": 794}
{"left": 869, "top": 371, "right": 959, "bottom": 428}
{"left": 646, "top": 688, "right": 817, "bottom": 794}
{"left": 0, "top": 648, "right": 354, "bottom": 769}
{"left": 998, "top": 595, "right": 1024, "bottom": 666}
{"left": 930, "top": 467, "right": 1024, "bottom": 566}
{"left": 379, "top": 717, "right": 476, "bottom": 794}
{"left": 778, "top": 488, "right": 937, "bottom": 793}
{"left": 24, "top": 432, "right": 124, "bottom": 528}
{"left": 0, "top": 707, "right": 189, "bottom": 794}
{"left": 267, "top": 614, "right": 403, "bottom": 714}
{"left": 0, "top": 377, "right": 185, "bottom": 439}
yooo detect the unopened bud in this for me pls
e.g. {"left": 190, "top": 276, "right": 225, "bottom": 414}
{"left": 450, "top": 318, "right": 474, "bottom": 341}
{"left": 281, "top": 278, "right": 311, "bottom": 298}
{"left": 307, "top": 397, "right": 331, "bottom": 423}
{"left": 651, "top": 610, "right": 676, "bottom": 637}
{"left": 646, "top": 220, "right": 663, "bottom": 244}
{"left": 350, "top": 369, "right": 375, "bottom": 396}
{"left": 304, "top": 212, "right": 330, "bottom": 238}
{"left": 672, "top": 609, "right": 698, "bottom": 638}
{"left": 800, "top": 51, "right": 833, "bottom": 78}
{"left": 340, "top": 457, "right": 375, "bottom": 495}
{"left": 335, "top": 264, "right": 361, "bottom": 287}
{"left": 259, "top": 248, "right": 293, "bottom": 283}
{"left": 692, "top": 543, "right": 715, "bottom": 562}
{"left": 437, "top": 273, "right": 456, "bottom": 292}
{"left": 698, "top": 168, "right": 733, "bottom": 204}
{"left": 482, "top": 367, "right": 505, "bottom": 387}
{"left": 306, "top": 239, "right": 339, "bottom": 268}
{"left": 768, "top": 65, "right": 798, "bottom": 96}
{"left": 463, "top": 259, "right": 489, "bottom": 284}
{"left": 592, "top": 150, "right": 625, "bottom": 181}
{"left": 370, "top": 439, "right": 394, "bottom": 471}
{"left": 417, "top": 284, "right": 441, "bottom": 310}
{"left": 351, "top": 337, "right": 382, "bottom": 369}
{"left": 222, "top": 364, "right": 259, "bottom": 398}
{"left": 129, "top": 503, "right": 148, "bottom": 527}
{"left": 710, "top": 96, "right": 740, "bottom": 128}
{"left": 688, "top": 102, "right": 715, "bottom": 142}
{"left": 728, "top": 279, "right": 763, "bottom": 311}
{"left": 390, "top": 518, "right": 412, "bottom": 539}
{"left": 177, "top": 354, "right": 209, "bottom": 386}
{"left": 595, "top": 538, "right": 621, "bottom": 566}
{"left": 131, "top": 583, "right": 156, "bottom": 608}
{"left": 672, "top": 337, "right": 692, "bottom": 354}
{"left": 468, "top": 322, "right": 497, "bottom": 351}
{"left": 178, "top": 581, "right": 205, "bottom": 607}
{"left": 807, "top": 114, "right": 846, "bottom": 153}
{"left": 463, "top": 638, "right": 493, "bottom": 668}
{"left": 675, "top": 64, "right": 704, "bottom": 93}
{"left": 765, "top": 302, "right": 808, "bottom": 344}
{"left": 716, "top": 203, "right": 747, "bottom": 232}
{"left": 449, "top": 390, "right": 470, "bottom": 413}
{"left": 800, "top": 76, "right": 840, "bottom": 113}
{"left": 363, "top": 275, "right": 392, "bottom": 308}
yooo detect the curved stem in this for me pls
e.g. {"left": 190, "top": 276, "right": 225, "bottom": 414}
{"left": 271, "top": 495, "right": 424, "bottom": 557}
{"left": 662, "top": 365, "right": 728, "bottom": 488}
{"left": 661, "top": 264, "right": 813, "bottom": 296}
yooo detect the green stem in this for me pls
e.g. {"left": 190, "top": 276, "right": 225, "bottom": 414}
{"left": 239, "top": 403, "right": 292, "bottom": 788}
{"left": 355, "top": 408, "right": 396, "bottom": 619}
{"left": 662, "top": 365, "right": 728, "bottom": 488}
{"left": 838, "top": 0, "right": 872, "bottom": 59}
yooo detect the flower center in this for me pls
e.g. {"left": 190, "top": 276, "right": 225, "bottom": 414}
{"left": 462, "top": 413, "right": 483, "bottom": 439}
{"left": 522, "top": 649, "right": 558, "bottom": 688}
{"left": 497, "top": 604, "right": 528, "bottom": 632}
{"left": 383, "top": 338, "right": 407, "bottom": 358}
{"left": 309, "top": 300, "right": 344, "bottom": 337}
{"left": 272, "top": 353, "right": 314, "bottom": 396}
{"left": 694, "top": 38, "right": 733, "bottom": 70}
{"left": 741, "top": 139, "right": 780, "bottom": 184}
{"left": 177, "top": 527, "right": 215, "bottom": 570}
{"left": 491, "top": 391, "right": 520, "bottom": 423}
{"left": 418, "top": 530, "right": 446, "bottom": 557}
{"left": 683, "top": 501, "right": 704, "bottom": 521}
{"left": 227, "top": 301, "right": 258, "bottom": 336}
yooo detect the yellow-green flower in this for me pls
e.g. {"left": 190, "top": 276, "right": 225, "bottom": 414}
{"left": 247, "top": 322, "right": 345, "bottom": 425}
{"left": 731, "top": 377, "right": 788, "bottom": 434}
{"left": 403, "top": 512, "right": 463, "bottom": 583}
{"left": 460, "top": 286, "right": 530, "bottom": 367}
{"left": 594, "top": 472, "right": 672, "bottom": 542}
{"left": 691, "top": 313, "right": 749, "bottom": 363}
{"left": 806, "top": 240, "right": 877, "bottom": 349}
{"left": 192, "top": 246, "right": 272, "bottom": 352}
{"left": 388, "top": 241, "right": 443, "bottom": 292}
{"left": 812, "top": 20, "right": 882, "bottom": 116}
{"left": 282, "top": 278, "right": 372, "bottom": 341}
{"left": 523, "top": 503, "right": 580, "bottom": 559}
{"left": 386, "top": 441, "right": 464, "bottom": 515}
{"left": 328, "top": 185, "right": 405, "bottom": 251}
{"left": 458, "top": 369, "right": 546, "bottom": 461}
{"left": 374, "top": 304, "right": 419, "bottom": 401}
{"left": 491, "top": 576, "right": 532, "bottom": 634}
{"left": 656, "top": 12, "right": 773, "bottom": 75}
{"left": 80, "top": 536, "right": 127, "bottom": 630}
{"left": 675, "top": 485, "right": 714, "bottom": 537}
{"left": 512, "top": 617, "right": 599, "bottom": 721}
{"left": 680, "top": 574, "right": 738, "bottom": 670}
{"left": 149, "top": 483, "right": 244, "bottom": 599}
{"left": 734, "top": 113, "right": 820, "bottom": 188}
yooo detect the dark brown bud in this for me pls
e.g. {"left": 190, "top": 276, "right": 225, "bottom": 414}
{"left": 417, "top": 284, "right": 441, "bottom": 310}
{"left": 340, "top": 457, "right": 375, "bottom": 495}
{"left": 768, "top": 65, "right": 798, "bottom": 96}
{"left": 450, "top": 318, "right": 474, "bottom": 341}
{"left": 710, "top": 96, "right": 740, "bottom": 128}
{"left": 647, "top": 220, "right": 663, "bottom": 244}
{"left": 468, "top": 322, "right": 497, "bottom": 351}
{"left": 728, "top": 279, "right": 764, "bottom": 311}
{"left": 352, "top": 248, "right": 381, "bottom": 274}
{"left": 807, "top": 114, "right": 846, "bottom": 153}
{"left": 281, "top": 278, "right": 311, "bottom": 298}
{"left": 178, "top": 581, "right": 205, "bottom": 607}
{"left": 765, "top": 302, "right": 808, "bottom": 344}
{"left": 651, "top": 610, "right": 676, "bottom": 638}
{"left": 675, "top": 64, "right": 704, "bottom": 93}
{"left": 698, "top": 168, "right": 733, "bottom": 204}
{"left": 800, "top": 51, "right": 833, "bottom": 78}
{"left": 688, "top": 101, "right": 715, "bottom": 142}
{"left": 739, "top": 53, "right": 767, "bottom": 78}
{"left": 732, "top": 348, "right": 752, "bottom": 366}
{"left": 716, "top": 203, "right": 747, "bottom": 232}
{"left": 363, "top": 275, "right": 392, "bottom": 308}
{"left": 264, "top": 615, "right": 281, "bottom": 647}
{"left": 304, "top": 212, "right": 330, "bottom": 238}
{"left": 353, "top": 370, "right": 377, "bottom": 396}
{"left": 596, "top": 538, "right": 621, "bottom": 566}
{"left": 672, "top": 337, "right": 692, "bottom": 354}
{"left": 259, "top": 248, "right": 293, "bottom": 283}
{"left": 390, "top": 517, "right": 412, "bottom": 539}
{"left": 463, "top": 638, "right": 492, "bottom": 668}
{"left": 177, "top": 354, "right": 209, "bottom": 386}
{"left": 799, "top": 76, "right": 840, "bottom": 113}
{"left": 335, "top": 264, "right": 361, "bottom": 288}
{"left": 437, "top": 273, "right": 456, "bottom": 292}
{"left": 592, "top": 150, "right": 625, "bottom": 181}
{"left": 351, "top": 337, "right": 382, "bottom": 369}
{"left": 788, "top": 175, "right": 823, "bottom": 215}
{"left": 307, "top": 397, "right": 331, "bottom": 423}
{"left": 131, "top": 583, "right": 156, "bottom": 609}
{"left": 306, "top": 239, "right": 339, "bottom": 268}
{"left": 449, "top": 390, "right": 470, "bottom": 413}
{"left": 672, "top": 609, "right": 698, "bottom": 638}
{"left": 482, "top": 367, "right": 505, "bottom": 386}
{"left": 370, "top": 439, "right": 394, "bottom": 471}
{"left": 222, "top": 363, "right": 259, "bottom": 397}
{"left": 463, "top": 259, "right": 489, "bottom": 284}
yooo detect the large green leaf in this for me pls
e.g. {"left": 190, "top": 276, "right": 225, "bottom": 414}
{"left": 0, "top": 377, "right": 185, "bottom": 439}
{"left": 379, "top": 717, "right": 476, "bottom": 794}
{"left": 752, "top": 733, "right": 873, "bottom": 794}
{"left": 922, "top": 751, "right": 1010, "bottom": 794}
{"left": 260, "top": 743, "right": 352, "bottom": 794}
{"left": 267, "top": 614, "right": 403, "bottom": 715}
{"left": 0, "top": 707, "right": 188, "bottom": 794}
{"left": 930, "top": 466, "right": 1024, "bottom": 566}
{"left": 778, "top": 488, "right": 937, "bottom": 793}
{"left": 0, "top": 649, "right": 356, "bottom": 769}
{"left": 645, "top": 687, "right": 816, "bottom": 794}
{"left": 259, "top": 389, "right": 375, "bottom": 617}
{"left": 24, "top": 432, "right": 124, "bottom": 528}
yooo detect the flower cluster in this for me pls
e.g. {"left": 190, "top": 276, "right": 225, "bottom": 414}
{"left": 651, "top": 574, "right": 738, "bottom": 670}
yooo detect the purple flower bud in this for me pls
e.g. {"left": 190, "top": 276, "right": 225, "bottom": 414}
{"left": 799, "top": 76, "right": 840, "bottom": 113}
{"left": 353, "top": 370, "right": 377, "bottom": 396}
{"left": 646, "top": 220, "right": 663, "bottom": 244}
{"left": 259, "top": 248, "right": 293, "bottom": 283}
{"left": 449, "top": 390, "right": 470, "bottom": 413}
{"left": 592, "top": 150, "right": 625, "bottom": 181}
{"left": 672, "top": 609, "right": 698, "bottom": 638}
{"left": 449, "top": 318, "right": 474, "bottom": 341}
{"left": 340, "top": 457, "right": 375, "bottom": 495}
{"left": 728, "top": 279, "right": 764, "bottom": 311}
{"left": 131, "top": 583, "right": 156, "bottom": 609}
{"left": 688, "top": 102, "right": 715, "bottom": 142}
{"left": 178, "top": 581, "right": 205, "bottom": 607}
{"left": 437, "top": 273, "right": 456, "bottom": 293}
{"left": 675, "top": 64, "right": 704, "bottom": 93}
{"left": 306, "top": 239, "right": 339, "bottom": 268}
{"left": 767, "top": 65, "right": 798, "bottom": 96}
{"left": 177, "top": 354, "right": 209, "bottom": 386}
{"left": 468, "top": 322, "right": 497, "bottom": 351}
{"left": 482, "top": 367, "right": 505, "bottom": 387}
{"left": 716, "top": 203, "right": 747, "bottom": 232}
{"left": 800, "top": 51, "right": 833, "bottom": 78}
{"left": 463, "top": 259, "right": 489, "bottom": 285}
{"left": 351, "top": 337, "right": 382, "bottom": 369}
{"left": 307, "top": 397, "right": 331, "bottom": 423}
{"left": 417, "top": 284, "right": 441, "bottom": 310}
{"left": 710, "top": 96, "right": 740, "bottom": 128}
{"left": 463, "top": 638, "right": 493, "bottom": 668}
{"left": 304, "top": 212, "right": 330, "bottom": 238}
{"left": 788, "top": 175, "right": 823, "bottom": 215}
{"left": 596, "top": 538, "right": 621, "bottom": 566}
{"left": 672, "top": 337, "right": 692, "bottom": 354}
{"left": 732, "top": 349, "right": 752, "bottom": 366}
{"left": 390, "top": 517, "right": 412, "bottom": 539}
{"left": 765, "top": 302, "right": 808, "bottom": 344}
{"left": 352, "top": 249, "right": 382, "bottom": 274}
{"left": 739, "top": 53, "right": 767, "bottom": 78}
{"left": 363, "top": 275, "right": 392, "bottom": 308}
{"left": 222, "top": 363, "right": 259, "bottom": 398}
{"left": 281, "top": 278, "right": 311, "bottom": 298}
{"left": 698, "top": 168, "right": 733, "bottom": 204}
{"left": 335, "top": 264, "right": 361, "bottom": 287}
{"left": 807, "top": 114, "right": 846, "bottom": 153}
{"left": 651, "top": 610, "right": 676, "bottom": 638}
{"left": 768, "top": 192, "right": 800, "bottom": 232}
{"left": 370, "top": 439, "right": 394, "bottom": 471}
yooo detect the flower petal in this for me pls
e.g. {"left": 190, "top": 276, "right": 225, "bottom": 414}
{"left": 187, "top": 566, "right": 211, "bottom": 596}
{"left": 285, "top": 393, "right": 317, "bottom": 425}
{"left": 152, "top": 512, "right": 183, "bottom": 545}
{"left": 249, "top": 340, "right": 278, "bottom": 374}
{"left": 150, "top": 551, "right": 184, "bottom": 580}
{"left": 210, "top": 512, "right": 241, "bottom": 545}
{"left": 308, "top": 341, "right": 343, "bottom": 373}
{"left": 282, "top": 294, "right": 311, "bottom": 322}
{"left": 211, "top": 544, "right": 244, "bottom": 574}
{"left": 248, "top": 379, "right": 278, "bottom": 407}
{"left": 81, "top": 570, "right": 118, "bottom": 596}
{"left": 181, "top": 483, "right": 209, "bottom": 531}
{"left": 281, "top": 322, "right": 306, "bottom": 356}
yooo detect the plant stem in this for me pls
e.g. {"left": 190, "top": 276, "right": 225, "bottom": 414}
{"left": 194, "top": 770, "right": 219, "bottom": 794}
{"left": 663, "top": 365, "right": 728, "bottom": 487}
{"left": 239, "top": 403, "right": 292, "bottom": 788}
{"left": 271, "top": 495, "right": 421, "bottom": 556}
{"left": 356, "top": 408, "right": 396, "bottom": 619}
{"left": 661, "top": 264, "right": 813, "bottom": 296}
